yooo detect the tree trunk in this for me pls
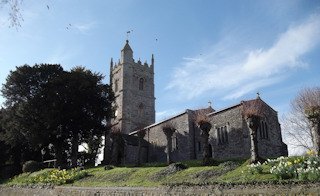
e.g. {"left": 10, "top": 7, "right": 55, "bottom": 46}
{"left": 136, "top": 130, "right": 146, "bottom": 165}
{"left": 166, "top": 134, "right": 173, "bottom": 165}
{"left": 249, "top": 126, "right": 259, "bottom": 163}
{"left": 246, "top": 116, "right": 261, "bottom": 164}
{"left": 71, "top": 131, "right": 79, "bottom": 168}
{"left": 198, "top": 121, "right": 211, "bottom": 166}
{"left": 201, "top": 130, "right": 210, "bottom": 165}
{"left": 313, "top": 122, "right": 320, "bottom": 155}
{"left": 110, "top": 134, "right": 123, "bottom": 166}
{"left": 53, "top": 142, "right": 63, "bottom": 169}
{"left": 102, "top": 129, "right": 111, "bottom": 164}
{"left": 163, "top": 127, "right": 175, "bottom": 165}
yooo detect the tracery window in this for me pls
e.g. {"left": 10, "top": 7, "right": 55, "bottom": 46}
{"left": 259, "top": 121, "right": 269, "bottom": 139}
{"left": 172, "top": 134, "right": 178, "bottom": 151}
{"left": 217, "top": 125, "right": 228, "bottom": 145}
{"left": 139, "top": 78, "right": 144, "bottom": 90}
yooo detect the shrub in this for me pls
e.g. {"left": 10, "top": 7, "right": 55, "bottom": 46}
{"left": 104, "top": 165, "right": 115, "bottom": 170}
{"left": 10, "top": 168, "right": 88, "bottom": 185}
{"left": 156, "top": 162, "right": 187, "bottom": 176}
{"left": 22, "top": 160, "right": 43, "bottom": 173}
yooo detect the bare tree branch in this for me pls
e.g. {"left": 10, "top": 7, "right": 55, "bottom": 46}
{"left": 287, "top": 87, "right": 320, "bottom": 155}
{"left": 1, "top": 0, "right": 24, "bottom": 28}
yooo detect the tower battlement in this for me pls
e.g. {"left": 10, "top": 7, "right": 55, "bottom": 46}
{"left": 110, "top": 56, "right": 154, "bottom": 73}
{"left": 109, "top": 40, "right": 155, "bottom": 134}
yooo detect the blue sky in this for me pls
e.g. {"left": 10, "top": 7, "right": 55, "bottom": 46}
{"left": 1, "top": 1, "right": 319, "bottom": 124}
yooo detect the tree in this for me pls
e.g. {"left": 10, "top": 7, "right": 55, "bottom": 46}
{"left": 79, "top": 135, "right": 103, "bottom": 166}
{"left": 242, "top": 98, "right": 264, "bottom": 164}
{"left": 0, "top": 108, "right": 11, "bottom": 166}
{"left": 1, "top": 64, "right": 114, "bottom": 168}
{"left": 109, "top": 129, "right": 124, "bottom": 166}
{"left": 291, "top": 87, "right": 320, "bottom": 154}
{"left": 40, "top": 66, "right": 114, "bottom": 168}
{"left": 1, "top": 64, "right": 64, "bottom": 167}
{"left": 194, "top": 110, "right": 212, "bottom": 166}
{"left": 162, "top": 122, "right": 176, "bottom": 165}
{"left": 281, "top": 112, "right": 313, "bottom": 155}
{"left": 136, "top": 129, "right": 146, "bottom": 166}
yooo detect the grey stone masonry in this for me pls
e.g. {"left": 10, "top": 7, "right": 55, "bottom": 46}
{"left": 137, "top": 99, "right": 287, "bottom": 163}
{"left": 110, "top": 41, "right": 287, "bottom": 164}
{"left": 110, "top": 40, "right": 155, "bottom": 135}
{"left": 208, "top": 99, "right": 288, "bottom": 159}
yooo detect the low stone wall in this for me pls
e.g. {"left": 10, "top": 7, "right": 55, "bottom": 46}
{"left": 1, "top": 183, "right": 320, "bottom": 196}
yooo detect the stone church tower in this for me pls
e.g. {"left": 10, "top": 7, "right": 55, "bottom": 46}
{"left": 110, "top": 40, "right": 155, "bottom": 134}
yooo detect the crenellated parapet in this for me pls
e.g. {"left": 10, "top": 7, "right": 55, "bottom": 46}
{"left": 109, "top": 40, "right": 156, "bottom": 135}
{"left": 110, "top": 54, "right": 154, "bottom": 74}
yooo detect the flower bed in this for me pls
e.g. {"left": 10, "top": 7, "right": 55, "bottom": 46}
{"left": 8, "top": 168, "right": 88, "bottom": 185}
{"left": 246, "top": 151, "right": 320, "bottom": 181}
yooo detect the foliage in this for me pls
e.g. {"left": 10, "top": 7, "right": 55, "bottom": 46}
{"left": 0, "top": 109, "right": 11, "bottom": 166}
{"left": 193, "top": 108, "right": 212, "bottom": 125}
{"left": 104, "top": 165, "right": 115, "bottom": 170}
{"left": 8, "top": 168, "right": 88, "bottom": 185}
{"left": 79, "top": 135, "right": 103, "bottom": 166}
{"left": 242, "top": 99, "right": 264, "bottom": 118}
{"left": 247, "top": 162, "right": 263, "bottom": 174}
{"left": 195, "top": 114, "right": 210, "bottom": 125}
{"left": 6, "top": 156, "right": 320, "bottom": 187}
{"left": 0, "top": 64, "right": 114, "bottom": 168}
{"left": 22, "top": 160, "right": 42, "bottom": 173}
{"left": 161, "top": 121, "right": 176, "bottom": 136}
{"left": 262, "top": 151, "right": 320, "bottom": 181}
{"left": 155, "top": 162, "right": 187, "bottom": 176}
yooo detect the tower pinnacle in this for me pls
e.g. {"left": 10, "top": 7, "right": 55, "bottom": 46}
{"left": 121, "top": 40, "right": 133, "bottom": 64}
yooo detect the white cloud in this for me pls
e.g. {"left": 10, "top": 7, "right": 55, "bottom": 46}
{"left": 156, "top": 109, "right": 180, "bottom": 121}
{"left": 167, "top": 14, "right": 320, "bottom": 100}
{"left": 72, "top": 22, "right": 97, "bottom": 34}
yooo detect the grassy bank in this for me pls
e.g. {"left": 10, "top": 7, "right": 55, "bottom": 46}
{"left": 3, "top": 153, "right": 320, "bottom": 187}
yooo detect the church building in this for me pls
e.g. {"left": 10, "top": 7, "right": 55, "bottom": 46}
{"left": 109, "top": 41, "right": 288, "bottom": 164}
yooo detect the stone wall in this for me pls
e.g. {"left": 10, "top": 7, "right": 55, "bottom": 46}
{"left": 209, "top": 105, "right": 250, "bottom": 159}
{"left": 2, "top": 183, "right": 320, "bottom": 195}
{"left": 145, "top": 111, "right": 195, "bottom": 163}
{"left": 142, "top": 100, "right": 287, "bottom": 163}
{"left": 256, "top": 101, "right": 288, "bottom": 157}
{"left": 123, "top": 145, "right": 148, "bottom": 164}
{"left": 207, "top": 101, "right": 288, "bottom": 160}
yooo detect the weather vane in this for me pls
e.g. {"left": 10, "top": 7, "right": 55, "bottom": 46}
{"left": 126, "top": 30, "right": 133, "bottom": 40}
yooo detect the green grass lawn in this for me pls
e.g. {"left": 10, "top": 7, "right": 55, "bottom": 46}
{"left": 3, "top": 155, "right": 320, "bottom": 187}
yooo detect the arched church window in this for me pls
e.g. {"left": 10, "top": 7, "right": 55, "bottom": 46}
{"left": 224, "top": 126, "right": 228, "bottom": 142}
{"left": 259, "top": 121, "right": 269, "bottom": 139}
{"left": 217, "top": 125, "right": 228, "bottom": 145}
{"left": 265, "top": 122, "right": 269, "bottom": 139}
{"left": 172, "top": 134, "right": 178, "bottom": 151}
{"left": 115, "top": 79, "right": 118, "bottom": 92}
{"left": 139, "top": 78, "right": 144, "bottom": 90}
{"left": 138, "top": 104, "right": 144, "bottom": 118}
